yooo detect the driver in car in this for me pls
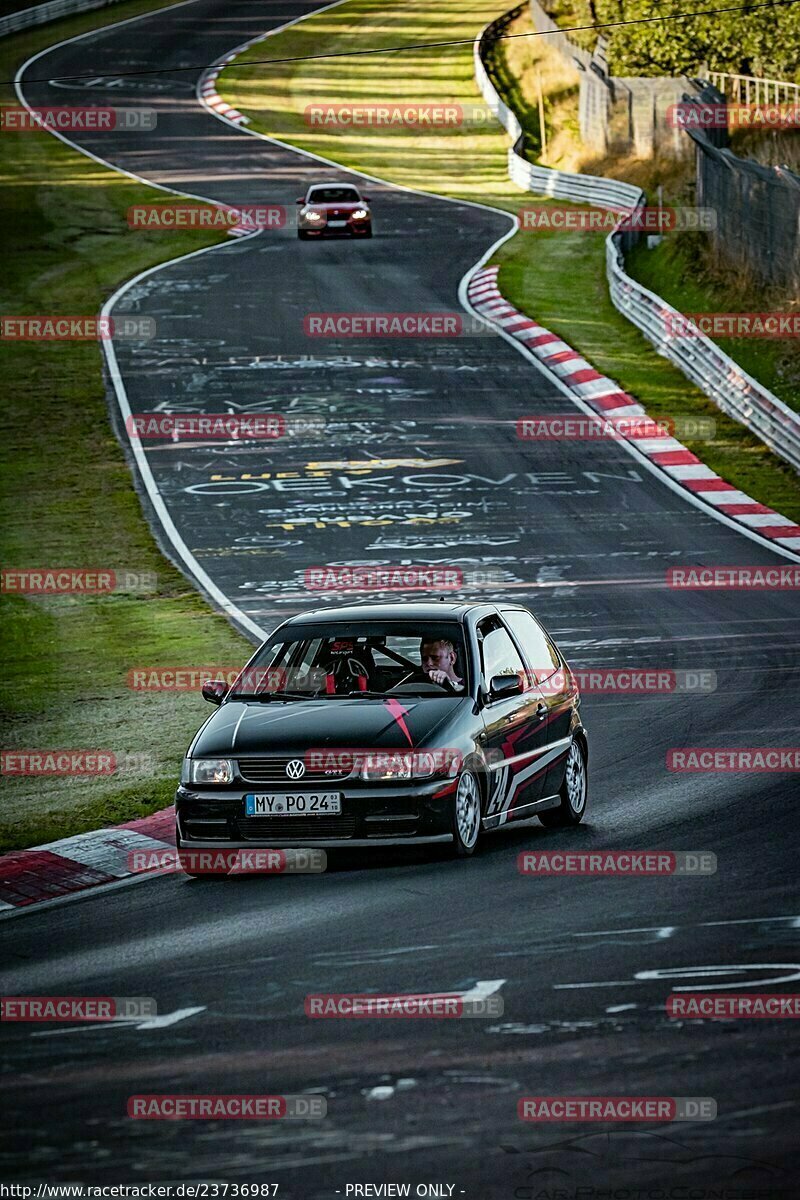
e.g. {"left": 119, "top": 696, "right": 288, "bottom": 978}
{"left": 420, "top": 637, "right": 465, "bottom": 693}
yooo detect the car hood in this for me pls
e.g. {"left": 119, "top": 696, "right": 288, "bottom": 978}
{"left": 191, "top": 696, "right": 468, "bottom": 757}
{"left": 306, "top": 201, "right": 364, "bottom": 212}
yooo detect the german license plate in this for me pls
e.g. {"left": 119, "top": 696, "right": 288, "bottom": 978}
{"left": 245, "top": 793, "right": 341, "bottom": 816}
{"left": 327, "top": 219, "right": 347, "bottom": 227}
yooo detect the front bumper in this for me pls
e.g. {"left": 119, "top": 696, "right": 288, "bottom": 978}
{"left": 175, "top": 779, "right": 455, "bottom": 848}
{"left": 300, "top": 219, "right": 371, "bottom": 236}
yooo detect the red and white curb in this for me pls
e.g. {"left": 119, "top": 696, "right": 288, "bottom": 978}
{"left": 200, "top": 57, "right": 249, "bottom": 122}
{"left": 199, "top": 53, "right": 249, "bottom": 128}
{"left": 0, "top": 808, "right": 174, "bottom": 911}
{"left": 215, "top": 207, "right": 259, "bottom": 238}
{"left": 197, "top": 58, "right": 270, "bottom": 238}
{"left": 468, "top": 266, "right": 800, "bottom": 553}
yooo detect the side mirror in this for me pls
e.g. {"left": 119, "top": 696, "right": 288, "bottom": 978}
{"left": 296, "top": 197, "right": 305, "bottom": 204}
{"left": 202, "top": 679, "right": 227, "bottom": 705}
{"left": 362, "top": 195, "right": 371, "bottom": 202}
{"left": 489, "top": 673, "right": 523, "bottom": 700}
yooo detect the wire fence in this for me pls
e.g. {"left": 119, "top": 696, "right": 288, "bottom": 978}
{"left": 523, "top": 0, "right": 800, "bottom": 291}
{"left": 475, "top": 15, "right": 800, "bottom": 475}
{"left": 679, "top": 90, "right": 800, "bottom": 290}
{"left": 0, "top": 0, "right": 125, "bottom": 37}
{"left": 529, "top": 0, "right": 696, "bottom": 157}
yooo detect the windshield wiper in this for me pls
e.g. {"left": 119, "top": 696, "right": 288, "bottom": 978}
{"left": 340, "top": 689, "right": 391, "bottom": 699}
{"left": 230, "top": 690, "right": 310, "bottom": 701}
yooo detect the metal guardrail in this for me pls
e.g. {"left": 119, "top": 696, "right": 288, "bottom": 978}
{"left": 0, "top": 0, "right": 126, "bottom": 38}
{"left": 605, "top": 242, "right": 800, "bottom": 473}
{"left": 475, "top": 17, "right": 800, "bottom": 474}
{"left": 508, "top": 150, "right": 641, "bottom": 210}
{"left": 476, "top": 27, "right": 640, "bottom": 209}
{"left": 474, "top": 25, "right": 524, "bottom": 142}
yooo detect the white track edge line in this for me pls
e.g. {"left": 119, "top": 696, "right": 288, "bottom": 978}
{"left": 15, "top": 0, "right": 270, "bottom": 641}
{"left": 460, "top": 284, "right": 800, "bottom": 564}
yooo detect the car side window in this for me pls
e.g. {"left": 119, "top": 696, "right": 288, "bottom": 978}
{"left": 502, "top": 610, "right": 560, "bottom": 682}
{"left": 281, "top": 639, "right": 324, "bottom": 689}
{"left": 478, "top": 617, "right": 525, "bottom": 690}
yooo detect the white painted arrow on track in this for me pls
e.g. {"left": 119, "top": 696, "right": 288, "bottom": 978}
{"left": 31, "top": 1006, "right": 206, "bottom": 1036}
{"left": 459, "top": 980, "right": 506, "bottom": 1001}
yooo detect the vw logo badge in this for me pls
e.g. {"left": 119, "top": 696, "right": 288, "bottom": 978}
{"left": 286, "top": 759, "right": 305, "bottom": 780}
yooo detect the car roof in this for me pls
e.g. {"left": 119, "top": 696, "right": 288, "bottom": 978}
{"left": 307, "top": 182, "right": 360, "bottom": 192}
{"left": 283, "top": 601, "right": 494, "bottom": 625}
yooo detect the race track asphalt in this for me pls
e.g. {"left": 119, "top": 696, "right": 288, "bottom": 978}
{"left": 6, "top": 2, "right": 800, "bottom": 1193}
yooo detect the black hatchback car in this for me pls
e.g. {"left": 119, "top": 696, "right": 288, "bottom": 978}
{"left": 175, "top": 603, "right": 588, "bottom": 859}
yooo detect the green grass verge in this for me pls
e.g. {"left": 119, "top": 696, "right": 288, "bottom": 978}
{"left": 625, "top": 236, "right": 800, "bottom": 415}
{"left": 219, "top": 0, "right": 800, "bottom": 525}
{"left": 218, "top": 0, "right": 519, "bottom": 202}
{"left": 1, "top": 0, "right": 252, "bottom": 851}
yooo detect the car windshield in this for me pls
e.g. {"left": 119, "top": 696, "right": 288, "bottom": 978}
{"left": 229, "top": 621, "right": 468, "bottom": 699}
{"left": 307, "top": 187, "right": 361, "bottom": 204}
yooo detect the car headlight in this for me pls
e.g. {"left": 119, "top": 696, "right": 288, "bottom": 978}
{"left": 189, "top": 758, "right": 234, "bottom": 785}
{"left": 360, "top": 753, "right": 412, "bottom": 781}
{"left": 304, "top": 210, "right": 323, "bottom": 222}
{"left": 359, "top": 751, "right": 458, "bottom": 781}
{"left": 410, "top": 751, "right": 437, "bottom": 779}
{"left": 351, "top": 208, "right": 369, "bottom": 220}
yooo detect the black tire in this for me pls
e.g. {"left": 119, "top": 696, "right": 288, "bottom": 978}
{"left": 538, "top": 739, "right": 587, "bottom": 827}
{"left": 297, "top": 230, "right": 309, "bottom": 240}
{"left": 450, "top": 768, "right": 482, "bottom": 857}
